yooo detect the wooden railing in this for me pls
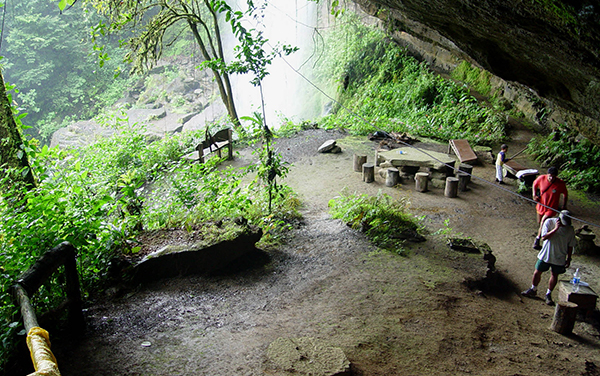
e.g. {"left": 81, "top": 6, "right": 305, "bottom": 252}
{"left": 11, "top": 241, "right": 85, "bottom": 375}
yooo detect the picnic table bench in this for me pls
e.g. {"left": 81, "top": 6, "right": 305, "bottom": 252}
{"left": 196, "top": 128, "right": 233, "bottom": 163}
{"left": 448, "top": 139, "right": 478, "bottom": 164}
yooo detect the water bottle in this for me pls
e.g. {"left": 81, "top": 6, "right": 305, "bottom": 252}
{"left": 572, "top": 268, "right": 581, "bottom": 292}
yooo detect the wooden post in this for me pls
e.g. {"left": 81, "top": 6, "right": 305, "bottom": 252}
{"left": 445, "top": 177, "right": 459, "bottom": 198}
{"left": 456, "top": 172, "right": 469, "bottom": 192}
{"left": 354, "top": 154, "right": 367, "bottom": 172}
{"left": 226, "top": 128, "right": 233, "bottom": 160}
{"left": 415, "top": 172, "right": 429, "bottom": 192}
{"left": 458, "top": 163, "right": 473, "bottom": 183}
{"left": 386, "top": 168, "right": 400, "bottom": 187}
{"left": 362, "top": 163, "right": 375, "bottom": 183}
{"left": 12, "top": 284, "right": 39, "bottom": 332}
{"left": 550, "top": 301, "right": 578, "bottom": 334}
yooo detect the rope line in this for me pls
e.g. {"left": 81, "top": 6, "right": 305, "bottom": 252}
{"left": 236, "top": 2, "right": 600, "bottom": 230}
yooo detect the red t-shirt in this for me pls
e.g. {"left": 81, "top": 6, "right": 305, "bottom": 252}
{"left": 533, "top": 175, "right": 568, "bottom": 216}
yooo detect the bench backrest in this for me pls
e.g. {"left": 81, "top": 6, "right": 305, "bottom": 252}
{"left": 197, "top": 128, "right": 232, "bottom": 151}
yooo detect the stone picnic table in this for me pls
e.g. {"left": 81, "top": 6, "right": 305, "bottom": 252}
{"left": 376, "top": 147, "right": 457, "bottom": 171}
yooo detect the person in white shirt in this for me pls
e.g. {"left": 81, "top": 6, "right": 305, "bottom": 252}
{"left": 495, "top": 144, "right": 508, "bottom": 185}
{"left": 521, "top": 210, "right": 576, "bottom": 306}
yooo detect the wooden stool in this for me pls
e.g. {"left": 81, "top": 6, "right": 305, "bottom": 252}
{"left": 456, "top": 172, "right": 469, "bottom": 191}
{"left": 415, "top": 172, "right": 429, "bottom": 192}
{"left": 386, "top": 168, "right": 400, "bottom": 187}
{"left": 445, "top": 177, "right": 459, "bottom": 198}
{"left": 353, "top": 154, "right": 367, "bottom": 172}
{"left": 458, "top": 163, "right": 473, "bottom": 183}
{"left": 550, "top": 301, "right": 578, "bottom": 335}
{"left": 362, "top": 163, "right": 375, "bottom": 183}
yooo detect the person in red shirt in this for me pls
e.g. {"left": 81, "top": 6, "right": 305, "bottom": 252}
{"left": 532, "top": 166, "right": 568, "bottom": 250}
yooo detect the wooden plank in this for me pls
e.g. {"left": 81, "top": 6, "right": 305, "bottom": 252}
{"left": 448, "top": 139, "right": 478, "bottom": 164}
{"left": 201, "top": 140, "right": 230, "bottom": 158}
{"left": 558, "top": 280, "right": 598, "bottom": 311}
{"left": 503, "top": 159, "right": 527, "bottom": 177}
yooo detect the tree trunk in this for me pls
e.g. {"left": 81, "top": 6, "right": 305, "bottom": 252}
{"left": 188, "top": 21, "right": 243, "bottom": 135}
{"left": 353, "top": 154, "right": 367, "bottom": 172}
{"left": 0, "top": 71, "right": 36, "bottom": 192}
{"left": 550, "top": 301, "right": 578, "bottom": 334}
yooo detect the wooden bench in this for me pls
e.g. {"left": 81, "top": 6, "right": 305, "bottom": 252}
{"left": 558, "top": 280, "right": 598, "bottom": 312}
{"left": 448, "top": 139, "right": 478, "bottom": 164}
{"left": 196, "top": 128, "right": 233, "bottom": 163}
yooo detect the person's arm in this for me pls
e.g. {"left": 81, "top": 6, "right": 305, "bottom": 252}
{"left": 532, "top": 178, "right": 540, "bottom": 201}
{"left": 562, "top": 190, "right": 568, "bottom": 210}
{"left": 565, "top": 246, "right": 573, "bottom": 268}
{"left": 541, "top": 219, "right": 561, "bottom": 241}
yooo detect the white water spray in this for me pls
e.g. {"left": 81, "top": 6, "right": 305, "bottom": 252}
{"left": 222, "top": 0, "right": 327, "bottom": 128}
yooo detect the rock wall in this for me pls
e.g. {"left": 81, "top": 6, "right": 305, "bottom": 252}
{"left": 355, "top": 0, "right": 600, "bottom": 145}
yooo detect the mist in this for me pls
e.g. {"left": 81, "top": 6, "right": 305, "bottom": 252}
{"left": 223, "top": 0, "right": 329, "bottom": 128}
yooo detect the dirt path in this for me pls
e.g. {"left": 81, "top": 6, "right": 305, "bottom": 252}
{"left": 50, "top": 129, "right": 600, "bottom": 376}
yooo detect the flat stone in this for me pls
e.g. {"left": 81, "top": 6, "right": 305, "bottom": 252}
{"left": 267, "top": 337, "right": 351, "bottom": 376}
{"left": 133, "top": 225, "right": 262, "bottom": 283}
{"left": 377, "top": 147, "right": 456, "bottom": 170}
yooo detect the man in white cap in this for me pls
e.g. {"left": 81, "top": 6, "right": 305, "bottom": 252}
{"left": 522, "top": 210, "right": 576, "bottom": 306}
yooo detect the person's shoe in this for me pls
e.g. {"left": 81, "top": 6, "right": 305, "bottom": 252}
{"left": 499, "top": 181, "right": 505, "bottom": 185}
{"left": 545, "top": 294, "right": 555, "bottom": 306}
{"left": 495, "top": 178, "right": 499, "bottom": 182}
{"left": 532, "top": 237, "right": 542, "bottom": 250}
{"left": 521, "top": 288, "right": 537, "bottom": 298}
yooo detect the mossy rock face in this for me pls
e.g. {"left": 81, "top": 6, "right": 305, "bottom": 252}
{"left": 132, "top": 224, "right": 263, "bottom": 283}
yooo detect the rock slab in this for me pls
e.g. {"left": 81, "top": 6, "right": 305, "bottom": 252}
{"left": 267, "top": 337, "right": 351, "bottom": 376}
{"left": 133, "top": 225, "right": 262, "bottom": 283}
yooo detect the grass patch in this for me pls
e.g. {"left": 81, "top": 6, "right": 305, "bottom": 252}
{"left": 328, "top": 189, "right": 422, "bottom": 255}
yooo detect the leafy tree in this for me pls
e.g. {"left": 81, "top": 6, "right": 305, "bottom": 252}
{"left": 88, "top": 0, "right": 251, "bottom": 133}
{"left": 0, "top": 72, "right": 35, "bottom": 192}
{"left": 2, "top": 0, "right": 129, "bottom": 142}
{"left": 219, "top": 1, "right": 297, "bottom": 212}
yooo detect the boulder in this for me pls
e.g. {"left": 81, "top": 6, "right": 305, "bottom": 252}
{"left": 318, "top": 139, "right": 338, "bottom": 153}
{"left": 132, "top": 224, "right": 262, "bottom": 283}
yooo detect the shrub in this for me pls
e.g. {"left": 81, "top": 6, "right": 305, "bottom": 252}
{"left": 314, "top": 13, "right": 506, "bottom": 145}
{"left": 328, "top": 190, "right": 421, "bottom": 254}
{"left": 528, "top": 125, "right": 600, "bottom": 193}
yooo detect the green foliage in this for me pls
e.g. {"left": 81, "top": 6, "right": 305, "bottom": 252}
{"left": 328, "top": 190, "right": 419, "bottom": 254}
{"left": 0, "top": 119, "right": 301, "bottom": 368}
{"left": 451, "top": 61, "right": 492, "bottom": 97}
{"left": 275, "top": 118, "right": 319, "bottom": 138}
{"left": 314, "top": 13, "right": 506, "bottom": 145}
{"left": 528, "top": 125, "right": 600, "bottom": 192}
{"left": 2, "top": 0, "right": 130, "bottom": 143}
{"left": 242, "top": 112, "right": 291, "bottom": 213}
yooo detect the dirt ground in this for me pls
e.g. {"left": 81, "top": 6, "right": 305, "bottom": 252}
{"left": 37, "top": 128, "right": 600, "bottom": 375}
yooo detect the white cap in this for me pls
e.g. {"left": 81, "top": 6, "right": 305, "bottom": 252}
{"left": 559, "top": 210, "right": 571, "bottom": 226}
